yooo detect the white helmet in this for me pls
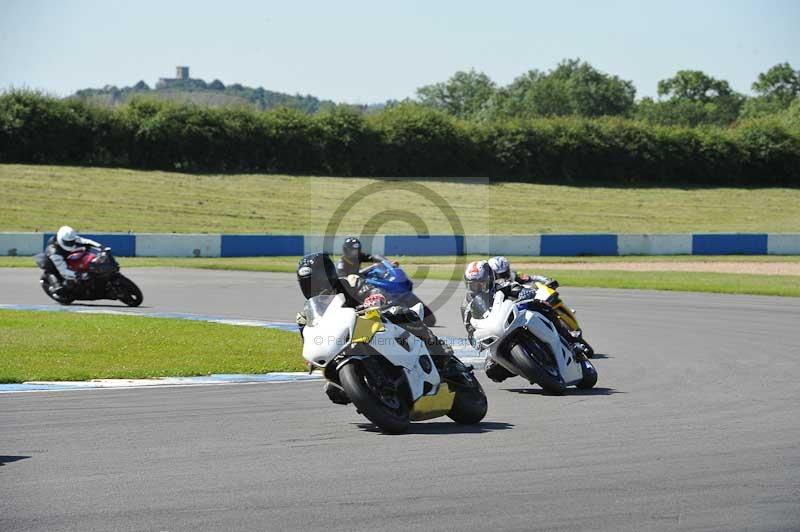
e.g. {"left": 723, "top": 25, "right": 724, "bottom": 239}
{"left": 488, "top": 256, "right": 511, "bottom": 280}
{"left": 56, "top": 226, "right": 80, "bottom": 252}
{"left": 464, "top": 260, "right": 495, "bottom": 294}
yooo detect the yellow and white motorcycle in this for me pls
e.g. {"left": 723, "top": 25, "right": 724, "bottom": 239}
{"left": 302, "top": 294, "right": 487, "bottom": 433}
{"left": 527, "top": 280, "right": 595, "bottom": 358}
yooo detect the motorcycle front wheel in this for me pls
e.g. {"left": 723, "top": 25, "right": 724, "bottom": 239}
{"left": 113, "top": 275, "right": 143, "bottom": 307}
{"left": 339, "top": 362, "right": 410, "bottom": 434}
{"left": 447, "top": 379, "right": 488, "bottom": 424}
{"left": 510, "top": 337, "right": 566, "bottom": 395}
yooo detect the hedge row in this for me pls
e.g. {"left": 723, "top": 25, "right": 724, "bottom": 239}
{"left": 1, "top": 91, "right": 798, "bottom": 185}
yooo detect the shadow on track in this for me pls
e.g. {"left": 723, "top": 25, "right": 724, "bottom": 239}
{"left": 504, "top": 387, "right": 621, "bottom": 396}
{"left": 0, "top": 455, "right": 30, "bottom": 466}
{"left": 589, "top": 353, "right": 613, "bottom": 359}
{"left": 354, "top": 421, "right": 514, "bottom": 435}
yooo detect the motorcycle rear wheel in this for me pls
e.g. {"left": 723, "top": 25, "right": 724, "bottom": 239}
{"left": 510, "top": 338, "right": 566, "bottom": 395}
{"left": 40, "top": 275, "right": 74, "bottom": 305}
{"left": 339, "top": 362, "right": 410, "bottom": 434}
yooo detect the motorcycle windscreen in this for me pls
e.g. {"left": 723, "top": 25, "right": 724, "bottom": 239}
{"left": 366, "top": 261, "right": 412, "bottom": 294}
{"left": 304, "top": 294, "right": 339, "bottom": 327}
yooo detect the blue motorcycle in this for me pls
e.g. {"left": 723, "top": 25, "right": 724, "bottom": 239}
{"left": 362, "top": 259, "right": 436, "bottom": 326}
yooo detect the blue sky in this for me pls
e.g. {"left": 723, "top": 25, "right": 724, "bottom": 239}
{"left": 1, "top": 0, "right": 798, "bottom": 103}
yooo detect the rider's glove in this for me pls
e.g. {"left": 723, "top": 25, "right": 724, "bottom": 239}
{"left": 295, "top": 312, "right": 307, "bottom": 326}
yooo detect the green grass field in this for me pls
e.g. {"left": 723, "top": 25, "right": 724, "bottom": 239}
{"left": 0, "top": 310, "right": 304, "bottom": 383}
{"left": 3, "top": 163, "right": 800, "bottom": 234}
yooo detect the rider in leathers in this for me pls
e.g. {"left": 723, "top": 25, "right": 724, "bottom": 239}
{"left": 296, "top": 252, "right": 455, "bottom": 404}
{"left": 335, "top": 236, "right": 398, "bottom": 277}
{"left": 461, "top": 260, "right": 585, "bottom": 382}
{"left": 45, "top": 226, "right": 102, "bottom": 291}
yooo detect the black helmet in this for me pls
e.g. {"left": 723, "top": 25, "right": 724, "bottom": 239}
{"left": 297, "top": 253, "right": 341, "bottom": 299}
{"left": 342, "top": 236, "right": 362, "bottom": 260}
{"left": 464, "top": 260, "right": 495, "bottom": 295}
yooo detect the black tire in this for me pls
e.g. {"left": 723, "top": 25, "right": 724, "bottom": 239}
{"left": 422, "top": 305, "right": 436, "bottom": 327}
{"left": 339, "top": 362, "right": 410, "bottom": 434}
{"left": 40, "top": 275, "right": 73, "bottom": 305}
{"left": 576, "top": 360, "right": 598, "bottom": 389}
{"left": 114, "top": 275, "right": 143, "bottom": 307}
{"left": 509, "top": 338, "right": 566, "bottom": 395}
{"left": 447, "top": 379, "right": 488, "bottom": 424}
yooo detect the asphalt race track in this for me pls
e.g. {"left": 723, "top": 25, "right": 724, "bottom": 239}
{"left": 2, "top": 268, "right": 799, "bottom": 531}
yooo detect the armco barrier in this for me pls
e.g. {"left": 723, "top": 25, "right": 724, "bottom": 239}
{"left": 136, "top": 234, "right": 221, "bottom": 257}
{"left": 1, "top": 233, "right": 799, "bottom": 257}
{"left": 540, "top": 234, "right": 618, "bottom": 257}
{"left": 384, "top": 235, "right": 464, "bottom": 256}
{"left": 768, "top": 234, "right": 800, "bottom": 255}
{"left": 692, "top": 234, "right": 768, "bottom": 255}
{"left": 0, "top": 232, "right": 42, "bottom": 256}
{"left": 220, "top": 235, "right": 304, "bottom": 257}
{"left": 303, "top": 235, "right": 385, "bottom": 256}
{"left": 617, "top": 234, "right": 693, "bottom": 255}
{"left": 464, "top": 235, "right": 540, "bottom": 255}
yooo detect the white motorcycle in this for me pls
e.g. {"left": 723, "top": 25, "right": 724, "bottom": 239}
{"left": 470, "top": 291, "right": 598, "bottom": 394}
{"left": 302, "top": 294, "right": 487, "bottom": 433}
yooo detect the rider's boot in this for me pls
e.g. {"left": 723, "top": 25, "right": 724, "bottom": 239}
{"left": 484, "top": 357, "right": 515, "bottom": 382}
{"left": 324, "top": 382, "right": 351, "bottom": 405}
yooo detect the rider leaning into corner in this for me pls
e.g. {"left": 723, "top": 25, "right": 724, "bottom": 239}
{"left": 295, "top": 252, "right": 456, "bottom": 405}
{"left": 335, "top": 236, "right": 398, "bottom": 277}
{"left": 461, "top": 259, "right": 586, "bottom": 383}
{"left": 460, "top": 260, "right": 518, "bottom": 383}
{"left": 45, "top": 226, "right": 103, "bottom": 290}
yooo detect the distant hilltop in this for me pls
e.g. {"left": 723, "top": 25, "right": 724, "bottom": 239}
{"left": 71, "top": 65, "right": 349, "bottom": 114}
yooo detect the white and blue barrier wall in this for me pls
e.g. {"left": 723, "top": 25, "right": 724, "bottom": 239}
{"left": 1, "top": 232, "right": 799, "bottom": 257}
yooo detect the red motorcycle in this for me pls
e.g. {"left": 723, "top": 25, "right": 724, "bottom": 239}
{"left": 34, "top": 247, "right": 143, "bottom": 306}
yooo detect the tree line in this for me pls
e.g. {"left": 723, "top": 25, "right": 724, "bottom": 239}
{"left": 1, "top": 90, "right": 798, "bottom": 185}
{"left": 415, "top": 60, "right": 800, "bottom": 127}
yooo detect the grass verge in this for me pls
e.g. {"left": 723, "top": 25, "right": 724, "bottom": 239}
{"left": 0, "top": 310, "right": 304, "bottom": 383}
{"left": 2, "top": 254, "right": 799, "bottom": 270}
{"left": 540, "top": 270, "right": 800, "bottom": 297}
{"left": 4, "top": 163, "right": 800, "bottom": 233}
{"left": 2, "top": 255, "right": 798, "bottom": 297}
